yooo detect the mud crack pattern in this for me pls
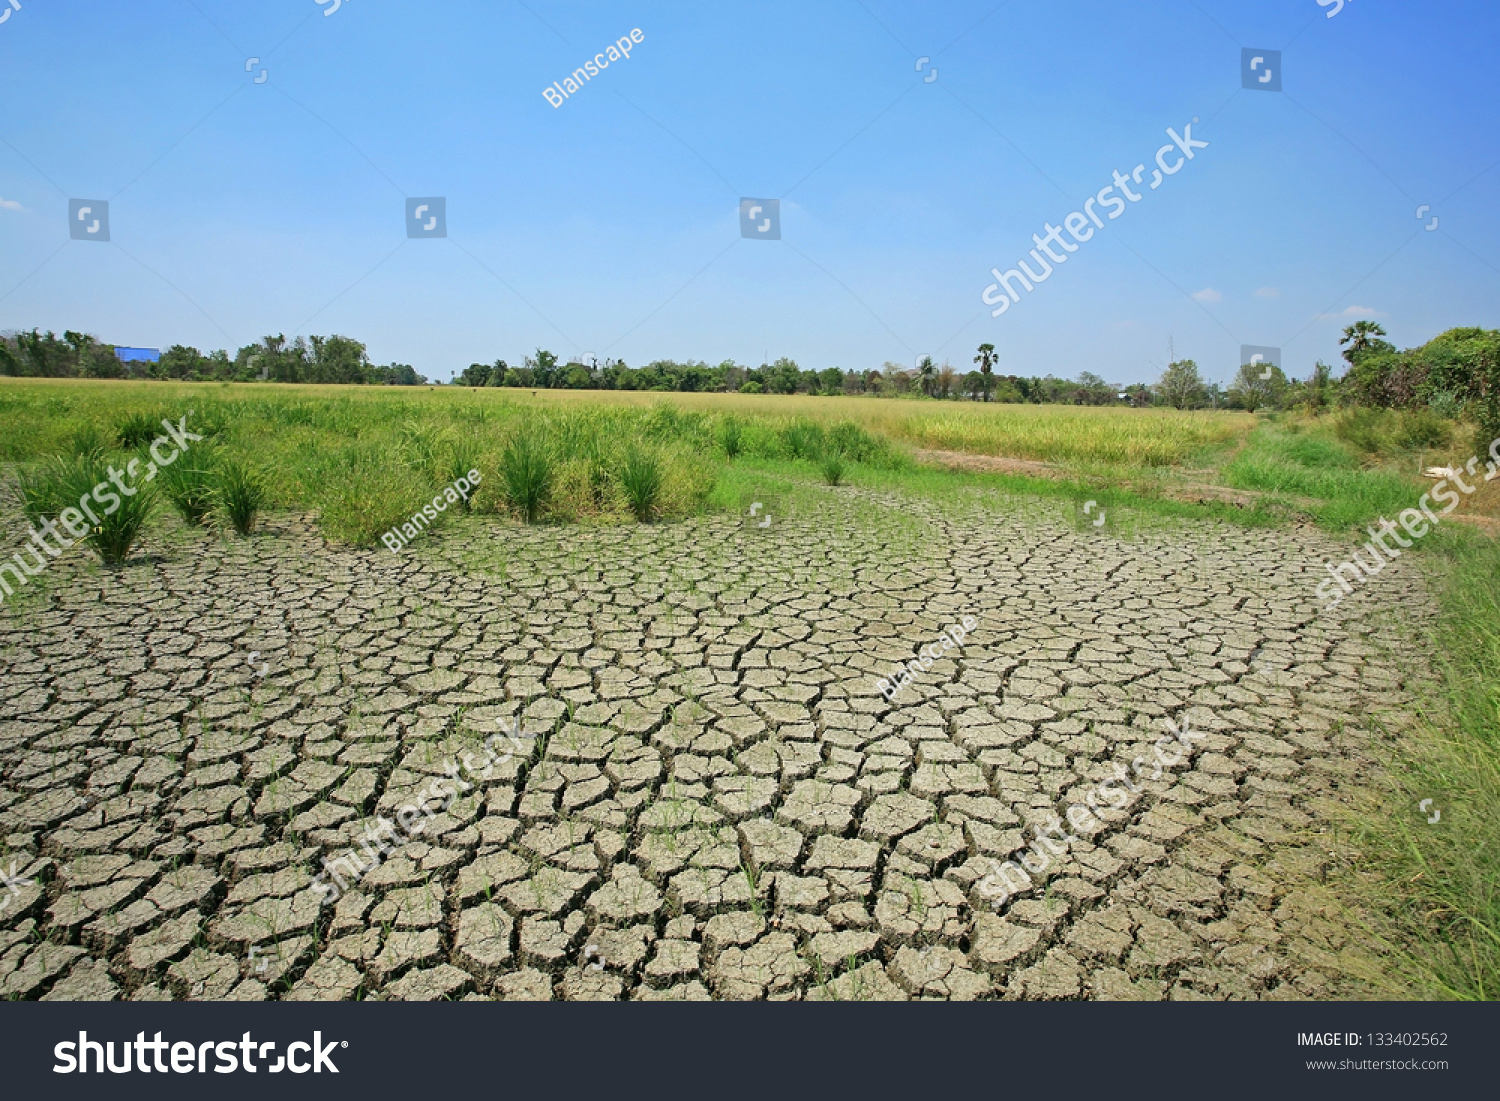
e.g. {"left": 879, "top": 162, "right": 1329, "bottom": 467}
{"left": 0, "top": 490, "right": 1433, "bottom": 1000}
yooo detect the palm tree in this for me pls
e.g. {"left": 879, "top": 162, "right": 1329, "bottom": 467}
{"left": 1339, "top": 321, "right": 1387, "bottom": 364}
{"left": 916, "top": 355, "right": 936, "bottom": 397}
{"left": 974, "top": 343, "right": 996, "bottom": 402}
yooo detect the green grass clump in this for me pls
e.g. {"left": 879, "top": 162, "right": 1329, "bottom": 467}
{"left": 116, "top": 410, "right": 162, "bottom": 449}
{"left": 159, "top": 454, "right": 218, "bottom": 526}
{"left": 398, "top": 420, "right": 445, "bottom": 479}
{"left": 619, "top": 446, "right": 664, "bottom": 522}
{"left": 718, "top": 416, "right": 744, "bottom": 459}
{"left": 16, "top": 458, "right": 69, "bottom": 524}
{"left": 500, "top": 430, "right": 553, "bottom": 523}
{"left": 213, "top": 459, "right": 265, "bottom": 535}
{"left": 442, "top": 442, "right": 481, "bottom": 513}
{"left": 309, "top": 446, "right": 431, "bottom": 546}
{"left": 24, "top": 455, "right": 157, "bottom": 564}
{"left": 781, "top": 419, "right": 824, "bottom": 460}
{"left": 68, "top": 424, "right": 107, "bottom": 461}
{"left": 820, "top": 453, "right": 846, "bottom": 486}
{"left": 1335, "top": 407, "right": 1453, "bottom": 458}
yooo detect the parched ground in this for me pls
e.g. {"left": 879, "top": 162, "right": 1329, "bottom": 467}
{"left": 0, "top": 486, "right": 1435, "bottom": 1000}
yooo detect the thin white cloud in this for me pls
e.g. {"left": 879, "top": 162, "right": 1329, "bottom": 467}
{"left": 1254, "top": 286, "right": 1279, "bottom": 297}
{"left": 1191, "top": 287, "right": 1222, "bottom": 303}
{"left": 1317, "top": 305, "right": 1382, "bottom": 320}
{"left": 0, "top": 197, "right": 22, "bottom": 211}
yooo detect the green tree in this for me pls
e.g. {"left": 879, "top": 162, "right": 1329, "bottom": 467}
{"left": 766, "top": 357, "right": 801, "bottom": 394}
{"left": 458, "top": 362, "right": 492, "bottom": 387}
{"left": 156, "top": 344, "right": 205, "bottom": 380}
{"left": 65, "top": 331, "right": 122, "bottom": 379}
{"left": 1075, "top": 371, "right": 1114, "bottom": 406}
{"left": 1303, "top": 360, "right": 1335, "bottom": 414}
{"left": 15, "top": 330, "right": 74, "bottom": 376}
{"left": 309, "top": 335, "right": 369, "bottom": 384}
{"left": 0, "top": 337, "right": 22, "bottom": 377}
{"left": 1228, "top": 361, "right": 1289, "bottom": 412}
{"left": 916, "top": 355, "right": 936, "bottom": 397}
{"left": 527, "top": 349, "right": 560, "bottom": 388}
{"left": 1155, "top": 358, "right": 1207, "bottom": 409}
{"left": 973, "top": 343, "right": 996, "bottom": 402}
{"left": 1339, "top": 320, "right": 1390, "bottom": 365}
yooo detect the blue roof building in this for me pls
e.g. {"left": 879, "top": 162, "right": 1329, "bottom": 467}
{"left": 114, "top": 347, "right": 161, "bottom": 363}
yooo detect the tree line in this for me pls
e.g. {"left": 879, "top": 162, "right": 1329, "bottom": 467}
{"left": 4, "top": 324, "right": 1494, "bottom": 433}
{"left": 0, "top": 331, "right": 425, "bottom": 386}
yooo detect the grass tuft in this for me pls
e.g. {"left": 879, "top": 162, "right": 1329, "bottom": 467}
{"left": 116, "top": 410, "right": 161, "bottom": 450}
{"left": 501, "top": 430, "right": 553, "bottom": 523}
{"left": 619, "top": 445, "right": 664, "bottom": 522}
{"left": 718, "top": 416, "right": 744, "bottom": 459}
{"left": 213, "top": 458, "right": 265, "bottom": 535}
{"left": 159, "top": 454, "right": 218, "bottom": 526}
{"left": 29, "top": 455, "right": 156, "bottom": 564}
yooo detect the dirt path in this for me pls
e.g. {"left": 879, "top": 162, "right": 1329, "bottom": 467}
{"left": 0, "top": 489, "right": 1433, "bottom": 1000}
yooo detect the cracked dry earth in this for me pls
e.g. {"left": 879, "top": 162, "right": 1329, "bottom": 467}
{"left": 0, "top": 487, "right": 1435, "bottom": 1001}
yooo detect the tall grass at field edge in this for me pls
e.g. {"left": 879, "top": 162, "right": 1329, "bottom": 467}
{"left": 1339, "top": 535, "right": 1500, "bottom": 999}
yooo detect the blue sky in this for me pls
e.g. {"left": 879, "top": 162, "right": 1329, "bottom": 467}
{"left": 1, "top": 0, "right": 1496, "bottom": 385}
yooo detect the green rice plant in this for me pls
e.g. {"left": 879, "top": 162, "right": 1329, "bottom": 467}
{"left": 782, "top": 418, "right": 824, "bottom": 460}
{"left": 398, "top": 420, "right": 445, "bottom": 478}
{"left": 717, "top": 415, "right": 744, "bottom": 459}
{"left": 442, "top": 439, "right": 483, "bottom": 512}
{"left": 40, "top": 455, "right": 157, "bottom": 565}
{"left": 188, "top": 400, "right": 231, "bottom": 439}
{"left": 159, "top": 453, "right": 218, "bottom": 526}
{"left": 500, "top": 430, "right": 554, "bottom": 523}
{"left": 310, "top": 448, "right": 429, "bottom": 546}
{"left": 67, "top": 424, "right": 108, "bottom": 461}
{"left": 213, "top": 458, "right": 266, "bottom": 535}
{"left": 116, "top": 410, "right": 162, "bottom": 449}
{"left": 820, "top": 452, "right": 846, "bottom": 486}
{"left": 619, "top": 445, "right": 664, "bottom": 522}
{"left": 15, "top": 459, "right": 70, "bottom": 524}
{"left": 641, "top": 401, "right": 688, "bottom": 440}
